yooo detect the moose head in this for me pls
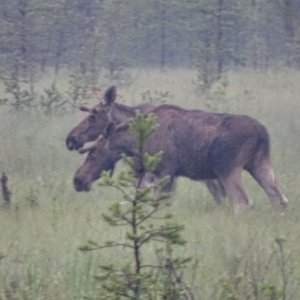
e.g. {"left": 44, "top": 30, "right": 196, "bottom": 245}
{"left": 66, "top": 86, "right": 117, "bottom": 151}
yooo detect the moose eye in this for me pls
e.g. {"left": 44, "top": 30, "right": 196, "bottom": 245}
{"left": 88, "top": 115, "right": 96, "bottom": 123}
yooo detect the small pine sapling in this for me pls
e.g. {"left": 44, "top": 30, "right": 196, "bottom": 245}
{"left": 80, "top": 111, "right": 195, "bottom": 300}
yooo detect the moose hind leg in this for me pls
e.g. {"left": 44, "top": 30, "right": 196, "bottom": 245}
{"left": 248, "top": 162, "right": 288, "bottom": 210}
{"left": 205, "top": 179, "right": 226, "bottom": 203}
{"left": 219, "top": 169, "right": 253, "bottom": 215}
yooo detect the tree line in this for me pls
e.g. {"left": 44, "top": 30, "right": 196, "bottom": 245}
{"left": 0, "top": 0, "right": 300, "bottom": 86}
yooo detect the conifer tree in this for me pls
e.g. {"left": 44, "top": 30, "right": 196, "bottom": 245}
{"left": 80, "top": 111, "right": 194, "bottom": 300}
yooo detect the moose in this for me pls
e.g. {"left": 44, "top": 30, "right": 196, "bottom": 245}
{"left": 66, "top": 86, "right": 288, "bottom": 214}
{"left": 66, "top": 86, "right": 227, "bottom": 203}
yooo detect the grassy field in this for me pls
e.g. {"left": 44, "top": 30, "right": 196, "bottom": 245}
{"left": 0, "top": 68, "right": 300, "bottom": 299}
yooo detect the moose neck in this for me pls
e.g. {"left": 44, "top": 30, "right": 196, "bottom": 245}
{"left": 111, "top": 103, "right": 138, "bottom": 124}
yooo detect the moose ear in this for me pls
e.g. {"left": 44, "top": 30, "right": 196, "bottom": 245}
{"left": 104, "top": 86, "right": 117, "bottom": 105}
{"left": 103, "top": 122, "right": 115, "bottom": 138}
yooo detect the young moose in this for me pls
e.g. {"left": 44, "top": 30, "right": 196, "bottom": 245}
{"left": 73, "top": 100, "right": 288, "bottom": 214}
{"left": 66, "top": 86, "right": 227, "bottom": 203}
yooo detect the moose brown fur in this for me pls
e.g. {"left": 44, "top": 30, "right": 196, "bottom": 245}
{"left": 67, "top": 86, "right": 227, "bottom": 203}
{"left": 73, "top": 103, "right": 288, "bottom": 214}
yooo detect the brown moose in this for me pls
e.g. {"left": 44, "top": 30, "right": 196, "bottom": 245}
{"left": 66, "top": 86, "right": 227, "bottom": 203}
{"left": 67, "top": 86, "right": 288, "bottom": 214}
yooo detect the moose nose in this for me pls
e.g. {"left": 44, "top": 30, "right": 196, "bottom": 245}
{"left": 66, "top": 136, "right": 81, "bottom": 151}
{"left": 73, "top": 177, "right": 90, "bottom": 192}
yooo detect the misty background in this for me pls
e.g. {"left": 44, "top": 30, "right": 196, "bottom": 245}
{"left": 0, "top": 0, "right": 300, "bottom": 90}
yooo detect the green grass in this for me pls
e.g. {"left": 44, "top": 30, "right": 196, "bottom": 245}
{"left": 0, "top": 68, "right": 300, "bottom": 299}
